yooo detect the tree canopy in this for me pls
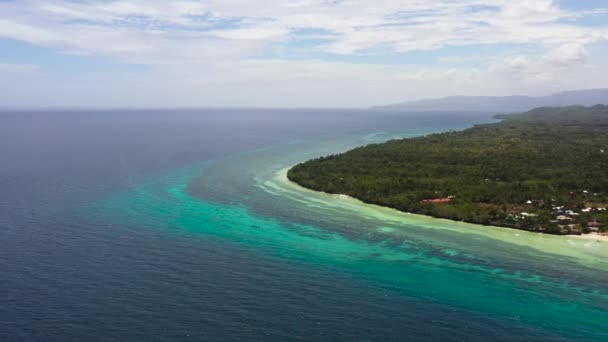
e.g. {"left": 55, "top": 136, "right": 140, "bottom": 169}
{"left": 288, "top": 105, "right": 608, "bottom": 234}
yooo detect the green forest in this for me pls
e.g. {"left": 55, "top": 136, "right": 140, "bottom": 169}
{"left": 288, "top": 105, "right": 608, "bottom": 235}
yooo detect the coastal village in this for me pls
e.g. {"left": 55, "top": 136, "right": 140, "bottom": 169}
{"left": 289, "top": 105, "right": 608, "bottom": 237}
{"left": 419, "top": 191, "right": 607, "bottom": 235}
{"left": 505, "top": 193, "right": 606, "bottom": 235}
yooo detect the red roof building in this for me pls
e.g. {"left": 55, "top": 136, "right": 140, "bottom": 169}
{"left": 420, "top": 198, "right": 452, "bottom": 205}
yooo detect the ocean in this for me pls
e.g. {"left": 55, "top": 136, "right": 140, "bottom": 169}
{"left": 1, "top": 109, "right": 607, "bottom": 341}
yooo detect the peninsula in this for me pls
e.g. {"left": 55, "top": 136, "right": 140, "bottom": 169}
{"left": 288, "top": 105, "right": 608, "bottom": 235}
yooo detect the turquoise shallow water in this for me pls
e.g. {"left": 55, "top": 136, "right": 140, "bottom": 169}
{"left": 3, "top": 110, "right": 606, "bottom": 341}
{"left": 95, "top": 131, "right": 608, "bottom": 341}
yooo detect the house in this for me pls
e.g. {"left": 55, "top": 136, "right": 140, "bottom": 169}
{"left": 520, "top": 212, "right": 538, "bottom": 218}
{"left": 564, "top": 224, "right": 581, "bottom": 234}
{"left": 420, "top": 198, "right": 452, "bottom": 205}
{"left": 587, "top": 221, "right": 602, "bottom": 232}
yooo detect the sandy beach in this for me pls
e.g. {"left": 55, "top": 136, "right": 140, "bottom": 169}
{"left": 576, "top": 233, "right": 608, "bottom": 242}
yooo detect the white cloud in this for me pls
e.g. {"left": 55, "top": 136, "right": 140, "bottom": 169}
{"left": 0, "top": 62, "right": 41, "bottom": 73}
{"left": 0, "top": 19, "right": 61, "bottom": 44}
{"left": 2, "top": 55, "right": 606, "bottom": 108}
{"left": 488, "top": 43, "right": 593, "bottom": 84}
{"left": 546, "top": 44, "right": 589, "bottom": 66}
{"left": 1, "top": 0, "right": 607, "bottom": 63}
{"left": 0, "top": 0, "right": 607, "bottom": 107}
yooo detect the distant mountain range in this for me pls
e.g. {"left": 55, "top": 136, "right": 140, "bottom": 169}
{"left": 375, "top": 89, "right": 608, "bottom": 112}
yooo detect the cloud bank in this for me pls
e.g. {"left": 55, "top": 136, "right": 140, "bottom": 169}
{"left": 1, "top": 0, "right": 607, "bottom": 107}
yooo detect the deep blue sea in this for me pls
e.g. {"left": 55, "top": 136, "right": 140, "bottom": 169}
{"left": 1, "top": 109, "right": 607, "bottom": 341}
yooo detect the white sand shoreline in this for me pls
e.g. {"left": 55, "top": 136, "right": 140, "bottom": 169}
{"left": 265, "top": 165, "right": 608, "bottom": 270}
{"left": 575, "top": 233, "right": 608, "bottom": 242}
{"left": 282, "top": 166, "right": 606, "bottom": 243}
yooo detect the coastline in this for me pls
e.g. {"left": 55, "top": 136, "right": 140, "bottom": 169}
{"left": 282, "top": 167, "right": 606, "bottom": 242}
{"left": 286, "top": 106, "right": 608, "bottom": 238}
{"left": 575, "top": 233, "right": 608, "bottom": 242}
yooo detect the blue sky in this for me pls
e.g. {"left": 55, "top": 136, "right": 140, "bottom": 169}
{"left": 1, "top": 0, "right": 608, "bottom": 108}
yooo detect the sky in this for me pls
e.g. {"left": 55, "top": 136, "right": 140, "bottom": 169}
{"left": 1, "top": 0, "right": 608, "bottom": 108}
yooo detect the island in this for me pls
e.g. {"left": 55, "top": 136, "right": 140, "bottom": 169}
{"left": 288, "top": 105, "right": 608, "bottom": 235}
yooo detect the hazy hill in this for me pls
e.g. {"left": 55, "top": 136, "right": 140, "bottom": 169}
{"left": 376, "top": 89, "right": 608, "bottom": 112}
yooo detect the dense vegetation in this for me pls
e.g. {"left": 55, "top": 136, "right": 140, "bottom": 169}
{"left": 288, "top": 105, "right": 608, "bottom": 234}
